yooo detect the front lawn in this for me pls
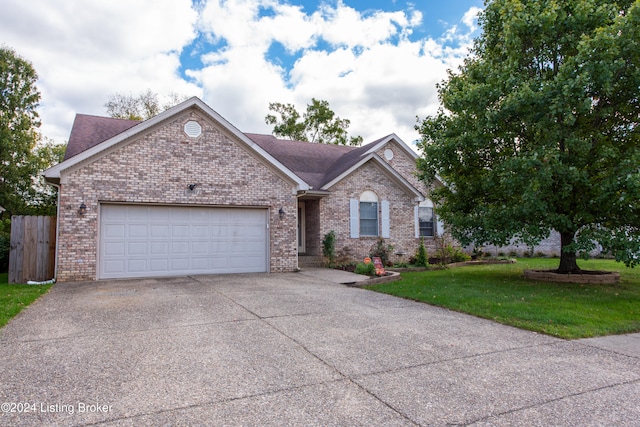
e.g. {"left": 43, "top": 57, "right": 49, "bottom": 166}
{"left": 366, "top": 258, "right": 640, "bottom": 339}
{"left": 0, "top": 273, "right": 52, "bottom": 329}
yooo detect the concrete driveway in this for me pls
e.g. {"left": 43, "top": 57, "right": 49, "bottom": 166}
{"left": 0, "top": 273, "right": 638, "bottom": 426}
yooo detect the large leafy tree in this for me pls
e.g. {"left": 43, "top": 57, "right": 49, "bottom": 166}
{"left": 0, "top": 47, "right": 65, "bottom": 218}
{"left": 265, "top": 98, "right": 363, "bottom": 146}
{"left": 105, "top": 89, "right": 188, "bottom": 121}
{"left": 29, "top": 137, "right": 65, "bottom": 215}
{"left": 416, "top": 0, "right": 640, "bottom": 273}
{"left": 0, "top": 46, "right": 42, "bottom": 215}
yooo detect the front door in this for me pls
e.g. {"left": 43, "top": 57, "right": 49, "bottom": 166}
{"left": 298, "top": 202, "right": 305, "bottom": 254}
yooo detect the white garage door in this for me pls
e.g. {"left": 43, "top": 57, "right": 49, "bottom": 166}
{"left": 99, "top": 205, "right": 268, "bottom": 279}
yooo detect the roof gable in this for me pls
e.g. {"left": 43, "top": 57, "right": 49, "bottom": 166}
{"left": 45, "top": 98, "right": 424, "bottom": 198}
{"left": 321, "top": 154, "right": 424, "bottom": 201}
{"left": 45, "top": 97, "right": 310, "bottom": 190}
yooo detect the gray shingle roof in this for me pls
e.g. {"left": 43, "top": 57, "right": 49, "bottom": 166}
{"left": 64, "top": 114, "right": 140, "bottom": 160}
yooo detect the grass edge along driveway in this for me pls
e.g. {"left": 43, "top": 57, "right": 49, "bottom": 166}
{"left": 366, "top": 258, "right": 640, "bottom": 339}
{"left": 0, "top": 273, "right": 52, "bottom": 329}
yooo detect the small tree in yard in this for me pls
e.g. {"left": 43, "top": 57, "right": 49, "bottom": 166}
{"left": 322, "top": 230, "right": 337, "bottom": 267}
{"left": 415, "top": 237, "right": 428, "bottom": 267}
{"left": 416, "top": 0, "right": 640, "bottom": 274}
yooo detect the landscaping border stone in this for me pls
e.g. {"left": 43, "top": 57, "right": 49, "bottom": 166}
{"left": 345, "top": 271, "right": 402, "bottom": 287}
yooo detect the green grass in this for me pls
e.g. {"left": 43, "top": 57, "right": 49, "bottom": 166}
{"left": 366, "top": 258, "right": 640, "bottom": 339}
{"left": 0, "top": 273, "right": 52, "bottom": 329}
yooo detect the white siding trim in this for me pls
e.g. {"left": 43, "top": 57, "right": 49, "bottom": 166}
{"left": 414, "top": 205, "right": 420, "bottom": 238}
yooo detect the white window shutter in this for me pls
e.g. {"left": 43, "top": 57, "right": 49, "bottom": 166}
{"left": 381, "top": 200, "right": 390, "bottom": 238}
{"left": 350, "top": 199, "right": 359, "bottom": 238}
{"left": 414, "top": 206, "right": 420, "bottom": 238}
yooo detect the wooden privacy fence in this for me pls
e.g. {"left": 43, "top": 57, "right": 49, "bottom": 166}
{"left": 9, "top": 216, "right": 56, "bottom": 284}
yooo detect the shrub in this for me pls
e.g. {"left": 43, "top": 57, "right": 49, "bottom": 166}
{"left": 433, "top": 243, "right": 471, "bottom": 264}
{"left": 355, "top": 262, "right": 375, "bottom": 276}
{"left": 369, "top": 237, "right": 394, "bottom": 266}
{"left": 415, "top": 237, "right": 428, "bottom": 267}
{"left": 322, "top": 230, "right": 336, "bottom": 267}
{"left": 0, "top": 219, "right": 10, "bottom": 273}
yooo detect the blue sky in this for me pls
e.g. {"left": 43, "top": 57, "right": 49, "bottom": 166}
{"left": 0, "top": 0, "right": 484, "bottom": 146}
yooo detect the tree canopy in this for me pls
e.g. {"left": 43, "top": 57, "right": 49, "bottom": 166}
{"left": 105, "top": 90, "right": 188, "bottom": 121}
{"left": 416, "top": 0, "right": 640, "bottom": 273}
{"left": 265, "top": 98, "right": 363, "bottom": 146}
{"left": 0, "top": 46, "right": 63, "bottom": 216}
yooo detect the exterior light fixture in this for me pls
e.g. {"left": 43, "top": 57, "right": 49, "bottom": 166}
{"left": 78, "top": 203, "right": 87, "bottom": 215}
{"left": 278, "top": 207, "right": 285, "bottom": 220}
{"left": 188, "top": 183, "right": 198, "bottom": 191}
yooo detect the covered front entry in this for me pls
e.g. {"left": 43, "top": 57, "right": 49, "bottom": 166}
{"left": 297, "top": 198, "right": 322, "bottom": 256}
{"left": 99, "top": 204, "right": 268, "bottom": 279}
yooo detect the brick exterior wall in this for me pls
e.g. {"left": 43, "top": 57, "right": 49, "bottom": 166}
{"left": 318, "top": 156, "right": 438, "bottom": 265}
{"left": 56, "top": 109, "right": 298, "bottom": 281}
{"left": 466, "top": 231, "right": 602, "bottom": 258}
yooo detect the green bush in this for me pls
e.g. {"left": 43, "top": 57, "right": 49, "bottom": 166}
{"left": 415, "top": 237, "right": 428, "bottom": 267}
{"left": 434, "top": 244, "right": 471, "bottom": 264}
{"left": 322, "top": 230, "right": 336, "bottom": 267}
{"left": 355, "top": 262, "right": 375, "bottom": 276}
{"left": 0, "top": 219, "right": 10, "bottom": 273}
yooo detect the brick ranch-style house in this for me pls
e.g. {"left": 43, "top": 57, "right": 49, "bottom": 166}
{"left": 44, "top": 97, "right": 442, "bottom": 281}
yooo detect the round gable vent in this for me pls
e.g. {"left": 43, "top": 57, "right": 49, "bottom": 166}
{"left": 184, "top": 120, "right": 202, "bottom": 138}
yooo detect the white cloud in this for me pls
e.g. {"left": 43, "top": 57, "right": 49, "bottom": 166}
{"left": 0, "top": 0, "right": 199, "bottom": 143}
{"left": 0, "top": 0, "right": 483, "bottom": 147}
{"left": 191, "top": 0, "right": 476, "bottom": 143}
{"left": 462, "top": 6, "right": 483, "bottom": 31}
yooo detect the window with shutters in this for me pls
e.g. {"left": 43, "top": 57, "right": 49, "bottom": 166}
{"left": 359, "top": 191, "right": 378, "bottom": 236}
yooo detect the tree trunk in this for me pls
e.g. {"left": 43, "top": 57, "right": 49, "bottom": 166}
{"left": 557, "top": 231, "right": 581, "bottom": 274}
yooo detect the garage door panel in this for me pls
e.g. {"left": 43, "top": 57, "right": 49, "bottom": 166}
{"left": 171, "top": 258, "right": 190, "bottom": 270}
{"left": 127, "top": 259, "right": 147, "bottom": 272}
{"left": 128, "top": 208, "right": 149, "bottom": 221}
{"left": 192, "top": 225, "right": 209, "bottom": 237}
{"left": 171, "top": 241, "right": 190, "bottom": 255}
{"left": 104, "top": 224, "right": 125, "bottom": 238}
{"left": 150, "top": 259, "right": 169, "bottom": 271}
{"left": 104, "top": 260, "right": 125, "bottom": 274}
{"left": 150, "top": 242, "right": 169, "bottom": 255}
{"left": 104, "top": 242, "right": 125, "bottom": 256}
{"left": 100, "top": 205, "right": 268, "bottom": 279}
{"left": 170, "top": 209, "right": 191, "bottom": 221}
{"left": 192, "top": 241, "right": 209, "bottom": 254}
{"left": 128, "top": 242, "right": 147, "bottom": 255}
{"left": 172, "top": 225, "right": 190, "bottom": 238}
{"left": 191, "top": 257, "right": 212, "bottom": 269}
{"left": 129, "top": 225, "right": 147, "bottom": 238}
{"left": 151, "top": 225, "right": 170, "bottom": 238}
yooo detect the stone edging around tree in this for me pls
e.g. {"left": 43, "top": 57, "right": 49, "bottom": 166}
{"left": 523, "top": 269, "right": 620, "bottom": 284}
